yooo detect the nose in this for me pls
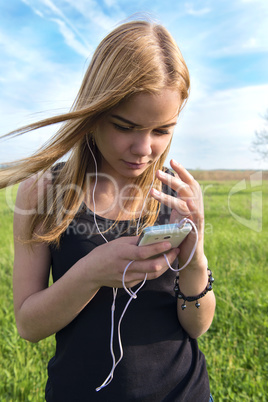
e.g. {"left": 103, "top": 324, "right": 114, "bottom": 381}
{"left": 131, "top": 132, "right": 152, "bottom": 156}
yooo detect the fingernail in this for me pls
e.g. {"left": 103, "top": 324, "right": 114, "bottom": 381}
{"left": 163, "top": 242, "right": 172, "bottom": 250}
{"left": 157, "top": 170, "right": 165, "bottom": 178}
{"left": 171, "top": 159, "right": 180, "bottom": 167}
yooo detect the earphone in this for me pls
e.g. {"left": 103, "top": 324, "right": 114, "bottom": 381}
{"left": 86, "top": 135, "right": 198, "bottom": 391}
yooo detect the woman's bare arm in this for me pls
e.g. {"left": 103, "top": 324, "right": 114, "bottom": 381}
{"left": 13, "top": 177, "right": 100, "bottom": 342}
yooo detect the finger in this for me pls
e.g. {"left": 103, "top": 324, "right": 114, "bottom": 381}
{"left": 116, "top": 235, "right": 140, "bottom": 244}
{"left": 157, "top": 247, "right": 180, "bottom": 267}
{"left": 151, "top": 186, "right": 203, "bottom": 233}
{"left": 135, "top": 240, "right": 173, "bottom": 260}
{"left": 141, "top": 248, "right": 180, "bottom": 278}
{"left": 170, "top": 159, "right": 195, "bottom": 184}
{"left": 112, "top": 237, "right": 173, "bottom": 264}
{"left": 130, "top": 247, "right": 180, "bottom": 277}
{"left": 156, "top": 169, "right": 192, "bottom": 199}
{"left": 150, "top": 187, "right": 191, "bottom": 216}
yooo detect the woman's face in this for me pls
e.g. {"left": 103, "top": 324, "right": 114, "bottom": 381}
{"left": 95, "top": 88, "right": 182, "bottom": 184}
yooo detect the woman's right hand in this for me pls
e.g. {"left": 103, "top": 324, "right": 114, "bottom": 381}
{"left": 83, "top": 236, "right": 180, "bottom": 291}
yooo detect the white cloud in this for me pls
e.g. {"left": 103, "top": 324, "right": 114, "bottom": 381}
{"left": 178, "top": 0, "right": 268, "bottom": 59}
{"left": 168, "top": 84, "right": 268, "bottom": 169}
{"left": 19, "top": 0, "right": 127, "bottom": 60}
{"left": 41, "top": 0, "right": 93, "bottom": 45}
{"left": 104, "top": 0, "right": 117, "bottom": 7}
{"left": 51, "top": 18, "right": 91, "bottom": 57}
{"left": 240, "top": 0, "right": 266, "bottom": 3}
{"left": 33, "top": 8, "right": 45, "bottom": 18}
{"left": 21, "top": 0, "right": 94, "bottom": 55}
{"left": 242, "top": 37, "right": 257, "bottom": 49}
{"left": 185, "top": 2, "right": 211, "bottom": 16}
{"left": 0, "top": 26, "right": 81, "bottom": 100}
{"left": 64, "top": 0, "right": 124, "bottom": 31}
{"left": 0, "top": 25, "right": 83, "bottom": 163}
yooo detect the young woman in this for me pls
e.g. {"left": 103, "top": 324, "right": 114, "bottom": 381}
{"left": 0, "top": 20, "right": 215, "bottom": 401}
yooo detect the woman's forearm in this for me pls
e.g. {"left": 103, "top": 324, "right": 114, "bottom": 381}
{"left": 176, "top": 259, "right": 216, "bottom": 339}
{"left": 15, "top": 256, "right": 99, "bottom": 343}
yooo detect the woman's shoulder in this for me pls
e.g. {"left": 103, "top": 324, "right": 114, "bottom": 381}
{"left": 16, "top": 170, "right": 53, "bottom": 211}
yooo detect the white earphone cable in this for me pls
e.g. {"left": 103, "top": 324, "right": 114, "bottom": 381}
{"left": 96, "top": 159, "right": 158, "bottom": 391}
{"left": 86, "top": 138, "right": 109, "bottom": 244}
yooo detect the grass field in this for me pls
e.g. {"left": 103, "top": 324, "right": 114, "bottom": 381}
{"left": 0, "top": 173, "right": 267, "bottom": 401}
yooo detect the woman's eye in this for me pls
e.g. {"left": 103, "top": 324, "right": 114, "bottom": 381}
{"left": 113, "top": 123, "right": 133, "bottom": 132}
{"left": 113, "top": 123, "right": 171, "bottom": 135}
{"left": 154, "top": 129, "right": 170, "bottom": 135}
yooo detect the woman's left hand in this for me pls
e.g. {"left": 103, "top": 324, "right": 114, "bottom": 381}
{"left": 150, "top": 159, "right": 206, "bottom": 270}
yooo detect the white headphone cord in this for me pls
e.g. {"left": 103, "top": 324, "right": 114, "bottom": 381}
{"left": 87, "top": 137, "right": 109, "bottom": 245}
{"left": 95, "top": 158, "right": 158, "bottom": 391}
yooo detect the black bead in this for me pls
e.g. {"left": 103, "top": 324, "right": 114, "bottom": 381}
{"left": 195, "top": 301, "right": 200, "bottom": 308}
{"left": 177, "top": 293, "right": 183, "bottom": 299}
{"left": 181, "top": 303, "right": 186, "bottom": 310}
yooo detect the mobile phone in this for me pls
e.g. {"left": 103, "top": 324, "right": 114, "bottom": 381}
{"left": 137, "top": 222, "right": 192, "bottom": 248}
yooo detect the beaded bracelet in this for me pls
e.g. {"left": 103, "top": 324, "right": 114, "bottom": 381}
{"left": 174, "top": 269, "right": 214, "bottom": 310}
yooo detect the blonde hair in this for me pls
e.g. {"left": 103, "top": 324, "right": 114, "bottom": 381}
{"left": 0, "top": 20, "right": 190, "bottom": 244}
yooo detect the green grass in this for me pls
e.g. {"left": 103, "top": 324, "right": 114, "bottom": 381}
{"left": 199, "top": 179, "right": 268, "bottom": 401}
{"left": 0, "top": 179, "right": 267, "bottom": 401}
{"left": 0, "top": 187, "right": 55, "bottom": 402}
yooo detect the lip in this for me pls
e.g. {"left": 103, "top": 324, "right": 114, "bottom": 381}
{"left": 123, "top": 160, "right": 148, "bottom": 169}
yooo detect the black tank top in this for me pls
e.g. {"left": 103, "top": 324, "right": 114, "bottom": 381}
{"left": 45, "top": 177, "right": 210, "bottom": 402}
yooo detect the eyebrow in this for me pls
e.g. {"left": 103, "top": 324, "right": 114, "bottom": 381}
{"left": 111, "top": 114, "right": 177, "bottom": 128}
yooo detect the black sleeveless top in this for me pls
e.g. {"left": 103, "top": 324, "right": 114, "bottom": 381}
{"left": 45, "top": 178, "right": 210, "bottom": 402}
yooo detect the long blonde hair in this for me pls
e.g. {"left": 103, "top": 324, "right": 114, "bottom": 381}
{"left": 0, "top": 20, "right": 190, "bottom": 244}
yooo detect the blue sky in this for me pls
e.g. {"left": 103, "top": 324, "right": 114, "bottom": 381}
{"left": 0, "top": 0, "right": 268, "bottom": 169}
